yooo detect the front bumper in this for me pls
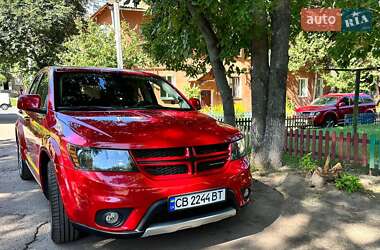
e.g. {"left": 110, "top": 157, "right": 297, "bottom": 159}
{"left": 142, "top": 207, "right": 236, "bottom": 237}
{"left": 73, "top": 205, "right": 237, "bottom": 238}
{"left": 57, "top": 158, "right": 252, "bottom": 236}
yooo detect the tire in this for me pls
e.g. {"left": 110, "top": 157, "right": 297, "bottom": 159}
{"left": 47, "top": 161, "right": 80, "bottom": 244}
{"left": 17, "top": 141, "right": 33, "bottom": 180}
{"left": 323, "top": 116, "right": 335, "bottom": 128}
{"left": 1, "top": 104, "right": 9, "bottom": 110}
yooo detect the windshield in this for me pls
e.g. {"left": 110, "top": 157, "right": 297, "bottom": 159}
{"left": 55, "top": 73, "right": 192, "bottom": 111}
{"left": 311, "top": 96, "right": 338, "bottom": 106}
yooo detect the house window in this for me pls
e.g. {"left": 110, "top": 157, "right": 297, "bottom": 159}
{"left": 229, "top": 77, "right": 242, "bottom": 99}
{"left": 161, "top": 75, "right": 175, "bottom": 99}
{"left": 298, "top": 78, "right": 308, "bottom": 97}
{"left": 315, "top": 78, "right": 324, "bottom": 97}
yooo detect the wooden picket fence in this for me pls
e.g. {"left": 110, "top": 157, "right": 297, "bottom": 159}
{"left": 217, "top": 116, "right": 314, "bottom": 130}
{"left": 285, "top": 129, "right": 369, "bottom": 167}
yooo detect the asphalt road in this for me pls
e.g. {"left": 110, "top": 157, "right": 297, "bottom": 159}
{"left": 1, "top": 108, "right": 379, "bottom": 250}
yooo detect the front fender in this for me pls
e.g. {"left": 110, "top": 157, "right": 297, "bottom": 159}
{"left": 45, "top": 137, "right": 78, "bottom": 220}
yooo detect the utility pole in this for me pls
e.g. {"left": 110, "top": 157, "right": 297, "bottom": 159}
{"left": 112, "top": 0, "right": 123, "bottom": 69}
{"left": 352, "top": 70, "right": 361, "bottom": 135}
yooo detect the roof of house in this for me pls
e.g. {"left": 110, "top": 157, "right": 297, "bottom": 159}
{"left": 90, "top": 1, "right": 148, "bottom": 20}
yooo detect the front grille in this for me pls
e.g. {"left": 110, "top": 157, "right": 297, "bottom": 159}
{"left": 132, "top": 143, "right": 230, "bottom": 176}
{"left": 194, "top": 143, "right": 229, "bottom": 155}
{"left": 144, "top": 165, "right": 188, "bottom": 176}
{"left": 197, "top": 158, "right": 227, "bottom": 172}
{"left": 132, "top": 148, "right": 185, "bottom": 158}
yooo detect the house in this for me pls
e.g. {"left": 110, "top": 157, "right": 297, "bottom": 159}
{"left": 91, "top": 2, "right": 326, "bottom": 112}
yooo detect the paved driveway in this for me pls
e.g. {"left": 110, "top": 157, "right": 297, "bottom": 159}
{"left": 0, "top": 109, "right": 379, "bottom": 250}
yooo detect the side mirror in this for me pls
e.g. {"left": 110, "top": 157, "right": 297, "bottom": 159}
{"left": 188, "top": 98, "right": 202, "bottom": 110}
{"left": 17, "top": 94, "right": 41, "bottom": 111}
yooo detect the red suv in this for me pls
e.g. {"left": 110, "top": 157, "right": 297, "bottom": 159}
{"left": 15, "top": 67, "right": 252, "bottom": 243}
{"left": 295, "top": 93, "right": 377, "bottom": 127}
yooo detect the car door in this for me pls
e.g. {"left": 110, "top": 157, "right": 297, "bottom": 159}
{"left": 337, "top": 96, "right": 352, "bottom": 121}
{"left": 22, "top": 72, "right": 49, "bottom": 176}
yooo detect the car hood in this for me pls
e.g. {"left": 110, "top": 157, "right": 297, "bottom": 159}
{"left": 296, "top": 105, "right": 333, "bottom": 113}
{"left": 56, "top": 110, "right": 241, "bottom": 149}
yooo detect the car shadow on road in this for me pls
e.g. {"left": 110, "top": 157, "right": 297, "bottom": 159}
{"left": 63, "top": 180, "right": 284, "bottom": 250}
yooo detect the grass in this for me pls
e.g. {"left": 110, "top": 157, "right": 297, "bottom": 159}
{"left": 322, "top": 124, "right": 380, "bottom": 138}
{"left": 10, "top": 97, "right": 17, "bottom": 107}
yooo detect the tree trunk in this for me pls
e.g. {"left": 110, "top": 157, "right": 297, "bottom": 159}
{"left": 263, "top": 0, "right": 291, "bottom": 168}
{"left": 186, "top": 2, "right": 236, "bottom": 126}
{"left": 251, "top": 5, "right": 270, "bottom": 169}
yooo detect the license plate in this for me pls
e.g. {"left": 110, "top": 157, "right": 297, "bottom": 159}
{"left": 168, "top": 189, "right": 226, "bottom": 212}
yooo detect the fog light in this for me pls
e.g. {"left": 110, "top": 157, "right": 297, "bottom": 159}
{"left": 243, "top": 188, "right": 250, "bottom": 199}
{"left": 104, "top": 211, "right": 120, "bottom": 225}
{"left": 95, "top": 208, "right": 132, "bottom": 228}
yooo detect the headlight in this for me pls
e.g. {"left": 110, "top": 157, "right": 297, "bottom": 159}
{"left": 68, "top": 145, "right": 139, "bottom": 172}
{"left": 230, "top": 138, "right": 247, "bottom": 160}
{"left": 310, "top": 112, "right": 320, "bottom": 117}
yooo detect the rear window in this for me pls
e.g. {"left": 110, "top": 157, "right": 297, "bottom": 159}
{"left": 54, "top": 72, "right": 191, "bottom": 111}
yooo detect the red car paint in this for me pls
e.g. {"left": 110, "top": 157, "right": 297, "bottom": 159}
{"left": 15, "top": 67, "right": 252, "bottom": 237}
{"left": 295, "top": 93, "right": 377, "bottom": 126}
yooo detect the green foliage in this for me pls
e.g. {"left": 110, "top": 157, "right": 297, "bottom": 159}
{"left": 10, "top": 98, "right": 18, "bottom": 107}
{"left": 289, "top": 32, "right": 333, "bottom": 72}
{"left": 289, "top": 1, "right": 380, "bottom": 91}
{"left": 0, "top": 0, "right": 85, "bottom": 73}
{"left": 202, "top": 103, "right": 246, "bottom": 117}
{"left": 142, "top": 0, "right": 254, "bottom": 77}
{"left": 335, "top": 174, "right": 363, "bottom": 193}
{"left": 0, "top": 74, "right": 6, "bottom": 84}
{"left": 321, "top": 53, "right": 380, "bottom": 92}
{"left": 58, "top": 21, "right": 152, "bottom": 68}
{"left": 286, "top": 97, "right": 296, "bottom": 116}
{"left": 184, "top": 85, "right": 200, "bottom": 99}
{"left": 300, "top": 153, "right": 319, "bottom": 172}
{"left": 282, "top": 153, "right": 301, "bottom": 168}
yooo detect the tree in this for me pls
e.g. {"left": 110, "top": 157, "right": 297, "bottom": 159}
{"left": 142, "top": 0, "right": 251, "bottom": 126}
{"left": 250, "top": 1, "right": 291, "bottom": 169}
{"left": 142, "top": 0, "right": 291, "bottom": 168}
{"left": 58, "top": 21, "right": 152, "bottom": 68}
{"left": 0, "top": 0, "right": 86, "bottom": 73}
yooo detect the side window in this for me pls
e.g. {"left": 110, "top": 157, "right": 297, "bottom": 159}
{"left": 341, "top": 97, "right": 350, "bottom": 106}
{"left": 364, "top": 97, "right": 374, "bottom": 104}
{"left": 160, "top": 75, "right": 175, "bottom": 100}
{"left": 29, "top": 74, "right": 42, "bottom": 94}
{"left": 36, "top": 74, "right": 49, "bottom": 110}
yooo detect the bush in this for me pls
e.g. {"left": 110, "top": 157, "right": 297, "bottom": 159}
{"left": 184, "top": 85, "right": 200, "bottom": 99}
{"left": 286, "top": 97, "right": 296, "bottom": 116}
{"left": 335, "top": 174, "right": 363, "bottom": 193}
{"left": 299, "top": 153, "right": 318, "bottom": 172}
{"left": 202, "top": 103, "right": 246, "bottom": 117}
